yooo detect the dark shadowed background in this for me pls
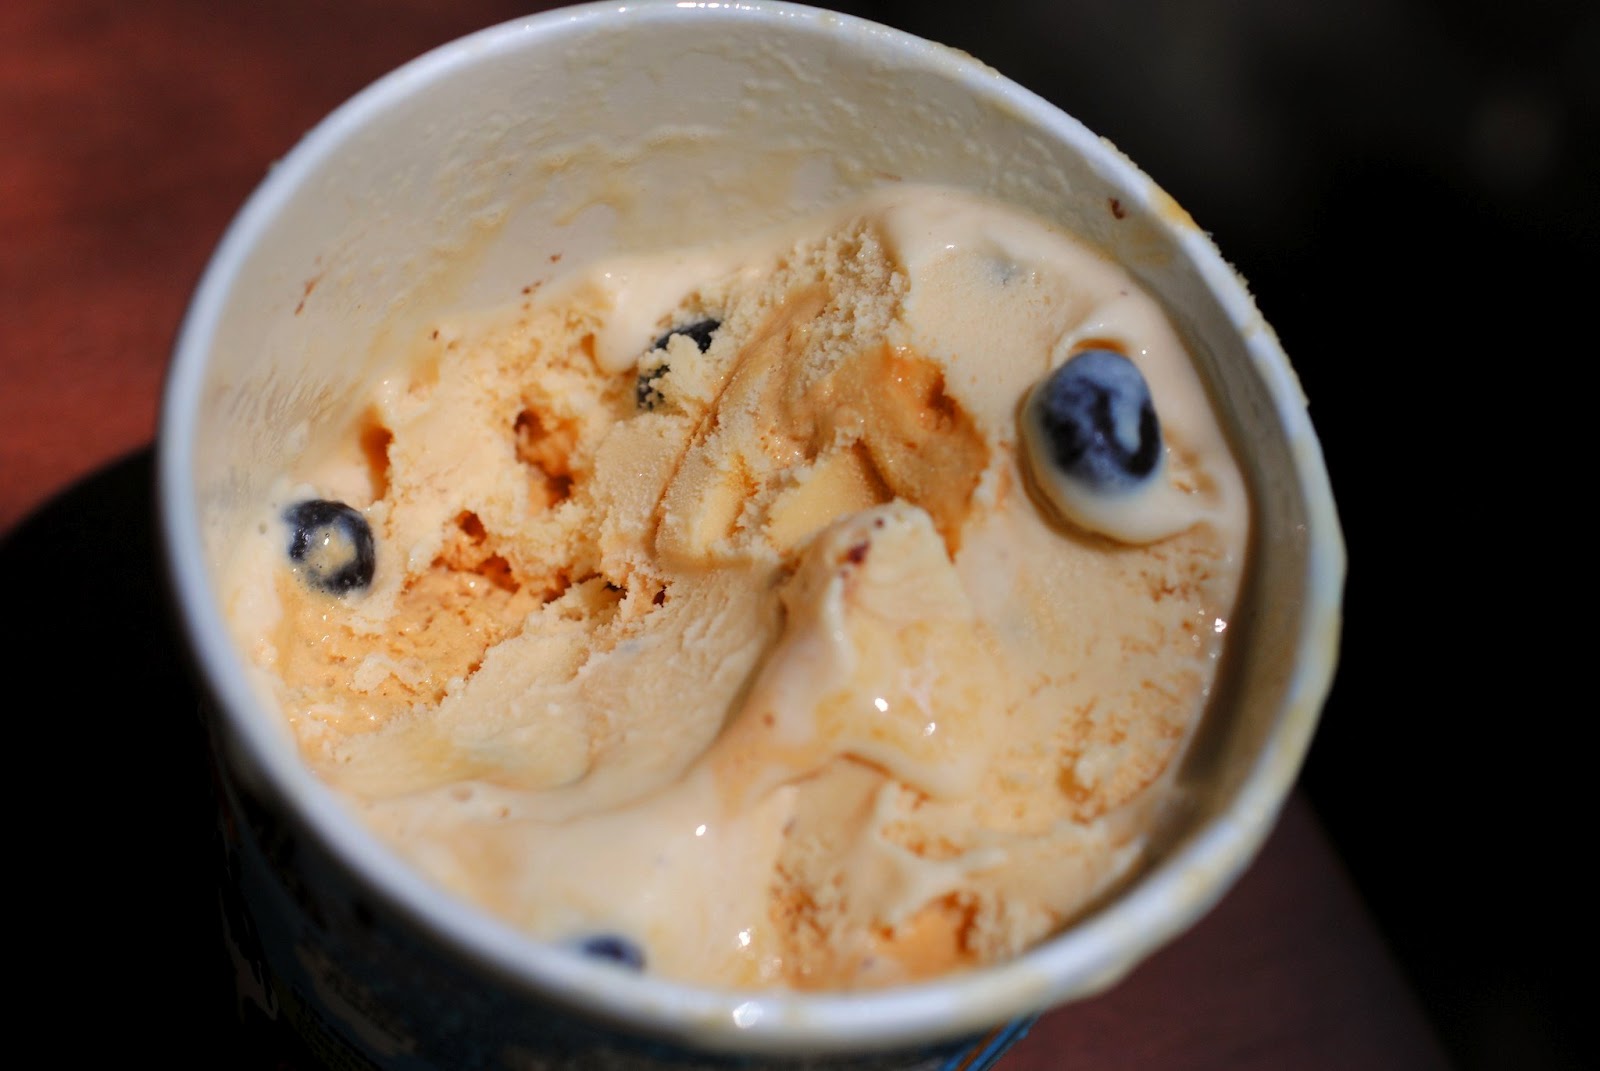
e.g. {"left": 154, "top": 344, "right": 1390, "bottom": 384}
{"left": 3, "top": 2, "right": 1589, "bottom": 1068}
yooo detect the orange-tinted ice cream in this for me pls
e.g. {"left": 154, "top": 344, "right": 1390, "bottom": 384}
{"left": 223, "top": 184, "right": 1250, "bottom": 990}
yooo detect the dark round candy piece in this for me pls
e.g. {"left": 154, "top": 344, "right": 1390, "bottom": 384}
{"left": 650, "top": 318, "right": 720, "bottom": 355}
{"left": 576, "top": 933, "right": 646, "bottom": 970}
{"left": 283, "top": 499, "right": 375, "bottom": 594}
{"left": 637, "top": 319, "right": 721, "bottom": 411}
{"left": 635, "top": 366, "right": 669, "bottom": 411}
{"left": 1030, "top": 349, "right": 1161, "bottom": 492}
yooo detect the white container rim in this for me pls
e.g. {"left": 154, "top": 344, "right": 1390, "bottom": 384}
{"left": 157, "top": 0, "right": 1346, "bottom": 1055}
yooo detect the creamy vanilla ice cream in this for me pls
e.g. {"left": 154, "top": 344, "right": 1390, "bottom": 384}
{"left": 223, "top": 184, "right": 1250, "bottom": 992}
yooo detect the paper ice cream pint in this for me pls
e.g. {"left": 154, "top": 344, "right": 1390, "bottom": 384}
{"left": 156, "top": 1, "right": 1345, "bottom": 1067}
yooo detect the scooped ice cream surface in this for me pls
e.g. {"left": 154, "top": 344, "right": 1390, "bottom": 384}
{"left": 224, "top": 184, "right": 1250, "bottom": 991}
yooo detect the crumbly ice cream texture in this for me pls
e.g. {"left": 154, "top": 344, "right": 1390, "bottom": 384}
{"left": 225, "top": 184, "right": 1250, "bottom": 991}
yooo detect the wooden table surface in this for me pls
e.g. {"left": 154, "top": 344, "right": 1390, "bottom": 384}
{"left": 0, "top": 3, "right": 1452, "bottom": 1068}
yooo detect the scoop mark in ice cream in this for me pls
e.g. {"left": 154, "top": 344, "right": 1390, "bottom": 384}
{"left": 636, "top": 318, "right": 721, "bottom": 410}
{"left": 282, "top": 499, "right": 375, "bottom": 594}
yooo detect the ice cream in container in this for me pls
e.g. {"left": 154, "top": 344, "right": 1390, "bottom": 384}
{"left": 156, "top": 2, "right": 1345, "bottom": 1067}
